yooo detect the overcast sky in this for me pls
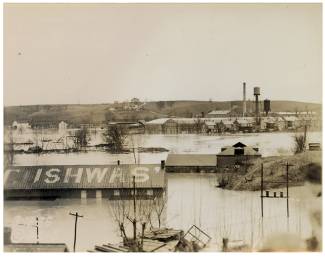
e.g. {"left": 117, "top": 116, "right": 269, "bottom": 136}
{"left": 4, "top": 3, "right": 322, "bottom": 106}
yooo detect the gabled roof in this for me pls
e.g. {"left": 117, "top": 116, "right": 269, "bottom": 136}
{"left": 233, "top": 142, "right": 246, "bottom": 147}
{"left": 217, "top": 142, "right": 261, "bottom": 156}
{"left": 217, "top": 147, "right": 261, "bottom": 156}
{"left": 166, "top": 154, "right": 216, "bottom": 166}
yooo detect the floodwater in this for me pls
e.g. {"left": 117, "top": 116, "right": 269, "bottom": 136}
{"left": 4, "top": 132, "right": 322, "bottom": 251}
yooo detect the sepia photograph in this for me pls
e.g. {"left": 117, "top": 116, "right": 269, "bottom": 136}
{"left": 3, "top": 2, "right": 323, "bottom": 253}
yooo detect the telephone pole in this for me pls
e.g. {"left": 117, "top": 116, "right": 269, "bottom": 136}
{"left": 132, "top": 176, "right": 137, "bottom": 241}
{"left": 69, "top": 212, "right": 83, "bottom": 252}
{"left": 36, "top": 217, "right": 39, "bottom": 244}
{"left": 260, "top": 162, "right": 292, "bottom": 218}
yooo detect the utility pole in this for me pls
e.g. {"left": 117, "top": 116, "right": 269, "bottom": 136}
{"left": 132, "top": 176, "right": 137, "bottom": 241}
{"left": 285, "top": 162, "right": 293, "bottom": 218}
{"left": 69, "top": 212, "right": 83, "bottom": 252}
{"left": 260, "top": 162, "right": 292, "bottom": 218}
{"left": 36, "top": 217, "right": 39, "bottom": 244}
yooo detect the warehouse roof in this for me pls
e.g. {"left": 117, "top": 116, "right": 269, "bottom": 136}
{"left": 166, "top": 154, "right": 216, "bottom": 166}
{"left": 4, "top": 164, "right": 165, "bottom": 190}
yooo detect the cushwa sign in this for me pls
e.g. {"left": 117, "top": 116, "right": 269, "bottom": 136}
{"left": 4, "top": 165, "right": 162, "bottom": 187}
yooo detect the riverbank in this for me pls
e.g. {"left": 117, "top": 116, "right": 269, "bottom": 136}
{"left": 224, "top": 151, "right": 322, "bottom": 191}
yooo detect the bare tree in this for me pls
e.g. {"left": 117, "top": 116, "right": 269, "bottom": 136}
{"left": 103, "top": 125, "right": 127, "bottom": 153}
{"left": 152, "top": 190, "right": 168, "bottom": 228}
{"left": 108, "top": 177, "right": 158, "bottom": 252}
{"left": 74, "top": 127, "right": 89, "bottom": 150}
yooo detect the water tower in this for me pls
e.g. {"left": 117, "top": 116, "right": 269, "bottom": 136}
{"left": 254, "top": 87, "right": 261, "bottom": 125}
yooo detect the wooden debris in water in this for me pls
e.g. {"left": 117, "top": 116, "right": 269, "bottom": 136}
{"left": 142, "top": 228, "right": 183, "bottom": 242}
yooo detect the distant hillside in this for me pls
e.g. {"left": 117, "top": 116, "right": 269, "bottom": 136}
{"left": 4, "top": 100, "right": 322, "bottom": 126}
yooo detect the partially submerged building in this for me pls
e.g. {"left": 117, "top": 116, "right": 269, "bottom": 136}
{"left": 217, "top": 142, "right": 261, "bottom": 173}
{"left": 165, "top": 154, "right": 216, "bottom": 172}
{"left": 145, "top": 118, "right": 177, "bottom": 134}
{"left": 4, "top": 164, "right": 166, "bottom": 200}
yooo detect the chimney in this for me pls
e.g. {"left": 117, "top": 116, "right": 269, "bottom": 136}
{"left": 243, "top": 82, "right": 246, "bottom": 117}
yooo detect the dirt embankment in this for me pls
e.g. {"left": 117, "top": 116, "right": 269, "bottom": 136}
{"left": 225, "top": 151, "right": 322, "bottom": 191}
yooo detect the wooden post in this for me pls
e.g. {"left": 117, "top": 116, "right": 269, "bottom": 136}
{"left": 36, "top": 217, "right": 39, "bottom": 244}
{"left": 69, "top": 212, "right": 83, "bottom": 252}
{"left": 260, "top": 163, "right": 264, "bottom": 218}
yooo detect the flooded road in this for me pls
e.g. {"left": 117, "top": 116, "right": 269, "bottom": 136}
{"left": 4, "top": 132, "right": 321, "bottom": 251}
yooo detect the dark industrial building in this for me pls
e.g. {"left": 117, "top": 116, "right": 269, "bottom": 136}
{"left": 4, "top": 164, "right": 166, "bottom": 200}
{"left": 165, "top": 154, "right": 216, "bottom": 172}
{"left": 216, "top": 142, "right": 261, "bottom": 173}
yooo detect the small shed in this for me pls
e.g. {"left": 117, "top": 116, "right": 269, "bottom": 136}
{"left": 217, "top": 142, "right": 261, "bottom": 173}
{"left": 165, "top": 154, "right": 216, "bottom": 172}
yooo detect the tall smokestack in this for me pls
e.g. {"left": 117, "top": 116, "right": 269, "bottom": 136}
{"left": 243, "top": 82, "right": 246, "bottom": 117}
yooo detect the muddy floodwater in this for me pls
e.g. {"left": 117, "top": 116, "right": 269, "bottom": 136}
{"left": 4, "top": 132, "right": 322, "bottom": 251}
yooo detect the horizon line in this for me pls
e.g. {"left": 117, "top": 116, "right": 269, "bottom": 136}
{"left": 4, "top": 99, "right": 322, "bottom": 108}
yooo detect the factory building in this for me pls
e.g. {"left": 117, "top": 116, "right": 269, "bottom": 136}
{"left": 217, "top": 142, "right": 261, "bottom": 173}
{"left": 4, "top": 164, "right": 166, "bottom": 200}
